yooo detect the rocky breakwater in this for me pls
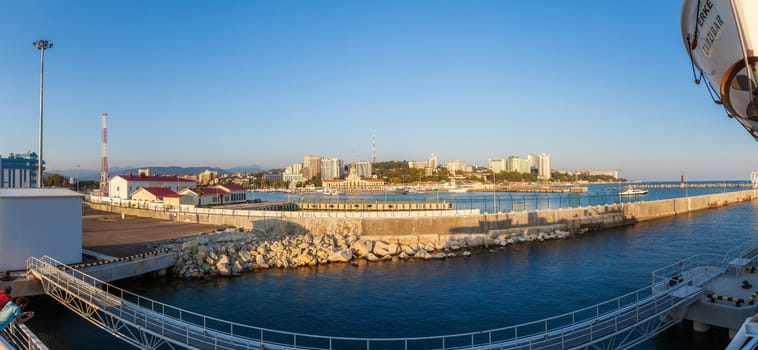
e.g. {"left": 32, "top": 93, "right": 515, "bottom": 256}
{"left": 165, "top": 228, "right": 573, "bottom": 279}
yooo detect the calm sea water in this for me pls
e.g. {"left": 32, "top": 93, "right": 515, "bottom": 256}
{"left": 28, "top": 192, "right": 758, "bottom": 349}
{"left": 252, "top": 182, "right": 750, "bottom": 213}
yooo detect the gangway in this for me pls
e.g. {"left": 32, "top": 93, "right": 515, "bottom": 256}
{"left": 26, "top": 255, "right": 726, "bottom": 350}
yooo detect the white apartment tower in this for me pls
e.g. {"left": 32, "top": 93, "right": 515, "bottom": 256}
{"left": 538, "top": 154, "right": 551, "bottom": 180}
{"left": 355, "top": 161, "right": 372, "bottom": 178}
{"left": 446, "top": 160, "right": 463, "bottom": 173}
{"left": 427, "top": 153, "right": 438, "bottom": 169}
{"left": 488, "top": 158, "right": 507, "bottom": 173}
{"left": 321, "top": 158, "right": 344, "bottom": 180}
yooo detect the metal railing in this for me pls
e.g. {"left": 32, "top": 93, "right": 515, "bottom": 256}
{"left": 652, "top": 253, "right": 725, "bottom": 287}
{"left": 27, "top": 255, "right": 715, "bottom": 350}
{"left": 2, "top": 322, "right": 49, "bottom": 350}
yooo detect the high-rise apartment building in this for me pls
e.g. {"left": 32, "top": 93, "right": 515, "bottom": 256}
{"left": 507, "top": 156, "right": 532, "bottom": 174}
{"left": 303, "top": 155, "right": 322, "bottom": 179}
{"left": 355, "top": 161, "right": 372, "bottom": 178}
{"left": 446, "top": 160, "right": 463, "bottom": 173}
{"left": 538, "top": 154, "right": 551, "bottom": 180}
{"left": 507, "top": 156, "right": 520, "bottom": 172}
{"left": 488, "top": 158, "right": 507, "bottom": 173}
{"left": 427, "top": 153, "right": 438, "bottom": 169}
{"left": 284, "top": 163, "right": 303, "bottom": 175}
{"left": 0, "top": 152, "right": 42, "bottom": 188}
{"left": 527, "top": 154, "right": 539, "bottom": 172}
{"left": 321, "top": 158, "right": 344, "bottom": 180}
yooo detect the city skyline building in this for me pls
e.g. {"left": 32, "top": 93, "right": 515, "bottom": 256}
{"left": 0, "top": 152, "right": 42, "bottom": 188}
{"left": 355, "top": 160, "right": 372, "bottom": 178}
{"left": 302, "top": 155, "right": 321, "bottom": 180}
{"left": 446, "top": 160, "right": 463, "bottom": 173}
{"left": 291, "top": 162, "right": 302, "bottom": 174}
{"left": 428, "top": 153, "right": 437, "bottom": 169}
{"left": 538, "top": 154, "right": 552, "bottom": 180}
{"left": 321, "top": 157, "right": 344, "bottom": 180}
{"left": 527, "top": 154, "right": 539, "bottom": 172}
{"left": 488, "top": 158, "right": 506, "bottom": 173}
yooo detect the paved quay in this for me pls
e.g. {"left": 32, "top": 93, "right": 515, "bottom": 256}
{"left": 82, "top": 206, "right": 229, "bottom": 258}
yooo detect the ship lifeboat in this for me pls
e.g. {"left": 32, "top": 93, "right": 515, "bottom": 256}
{"left": 682, "top": 0, "right": 758, "bottom": 139}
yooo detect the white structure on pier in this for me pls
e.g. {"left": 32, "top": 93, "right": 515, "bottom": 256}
{"left": 109, "top": 174, "right": 196, "bottom": 200}
{"left": 0, "top": 189, "right": 81, "bottom": 270}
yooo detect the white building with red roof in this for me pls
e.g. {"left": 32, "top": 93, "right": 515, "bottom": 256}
{"left": 130, "top": 187, "right": 181, "bottom": 202}
{"left": 214, "top": 183, "right": 247, "bottom": 202}
{"left": 179, "top": 184, "right": 247, "bottom": 207}
{"left": 109, "top": 174, "right": 197, "bottom": 199}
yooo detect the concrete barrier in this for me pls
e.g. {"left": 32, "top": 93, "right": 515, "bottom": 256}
{"left": 86, "top": 190, "right": 758, "bottom": 237}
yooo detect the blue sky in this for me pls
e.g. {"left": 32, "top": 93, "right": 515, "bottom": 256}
{"left": 0, "top": 0, "right": 755, "bottom": 180}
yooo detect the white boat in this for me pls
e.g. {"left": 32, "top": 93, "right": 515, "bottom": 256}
{"left": 618, "top": 187, "right": 648, "bottom": 196}
{"left": 682, "top": 0, "right": 758, "bottom": 140}
{"left": 448, "top": 178, "right": 467, "bottom": 193}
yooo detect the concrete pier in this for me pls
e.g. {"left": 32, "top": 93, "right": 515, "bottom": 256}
{"left": 86, "top": 189, "right": 758, "bottom": 237}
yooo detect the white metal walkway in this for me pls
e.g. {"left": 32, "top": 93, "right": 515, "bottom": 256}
{"left": 25, "top": 253, "right": 729, "bottom": 350}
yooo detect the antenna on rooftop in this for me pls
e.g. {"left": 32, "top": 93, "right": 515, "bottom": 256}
{"left": 100, "top": 113, "right": 109, "bottom": 196}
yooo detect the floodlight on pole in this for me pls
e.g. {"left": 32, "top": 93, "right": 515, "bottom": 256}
{"left": 33, "top": 39, "right": 52, "bottom": 188}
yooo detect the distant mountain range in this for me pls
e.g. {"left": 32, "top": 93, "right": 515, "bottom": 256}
{"left": 50, "top": 165, "right": 266, "bottom": 181}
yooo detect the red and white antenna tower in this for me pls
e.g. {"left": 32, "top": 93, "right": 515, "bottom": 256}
{"left": 371, "top": 129, "right": 376, "bottom": 166}
{"left": 100, "top": 113, "right": 109, "bottom": 196}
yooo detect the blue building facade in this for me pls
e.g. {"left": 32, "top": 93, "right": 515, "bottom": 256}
{"left": 0, "top": 152, "right": 43, "bottom": 188}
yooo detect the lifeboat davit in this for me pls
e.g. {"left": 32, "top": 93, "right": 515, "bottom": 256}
{"left": 682, "top": 0, "right": 758, "bottom": 140}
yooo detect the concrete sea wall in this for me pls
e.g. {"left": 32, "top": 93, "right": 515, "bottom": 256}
{"left": 87, "top": 189, "right": 758, "bottom": 238}
{"left": 85, "top": 190, "right": 758, "bottom": 279}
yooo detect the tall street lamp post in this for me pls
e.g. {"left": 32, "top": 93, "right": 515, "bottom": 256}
{"left": 33, "top": 39, "right": 53, "bottom": 188}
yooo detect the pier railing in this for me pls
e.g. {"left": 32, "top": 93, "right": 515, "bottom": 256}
{"left": 651, "top": 253, "right": 725, "bottom": 288}
{"left": 28, "top": 255, "right": 712, "bottom": 350}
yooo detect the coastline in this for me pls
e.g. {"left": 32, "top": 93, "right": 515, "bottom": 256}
{"left": 110, "top": 188, "right": 758, "bottom": 279}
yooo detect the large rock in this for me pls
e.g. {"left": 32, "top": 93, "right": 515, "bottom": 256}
{"left": 216, "top": 255, "right": 231, "bottom": 276}
{"left": 366, "top": 253, "right": 382, "bottom": 262}
{"left": 327, "top": 249, "right": 353, "bottom": 263}
{"left": 181, "top": 240, "right": 198, "bottom": 251}
{"left": 232, "top": 260, "right": 244, "bottom": 274}
{"left": 350, "top": 241, "right": 371, "bottom": 258}
{"left": 197, "top": 235, "right": 210, "bottom": 245}
{"left": 238, "top": 250, "right": 253, "bottom": 263}
{"left": 295, "top": 253, "right": 316, "bottom": 266}
{"left": 414, "top": 249, "right": 432, "bottom": 260}
{"left": 373, "top": 241, "right": 400, "bottom": 257}
{"left": 345, "top": 234, "right": 358, "bottom": 246}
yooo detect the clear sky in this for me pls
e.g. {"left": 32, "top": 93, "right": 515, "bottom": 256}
{"left": 1, "top": 0, "right": 755, "bottom": 180}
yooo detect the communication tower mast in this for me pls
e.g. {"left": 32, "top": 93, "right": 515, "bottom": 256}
{"left": 372, "top": 129, "right": 376, "bottom": 166}
{"left": 100, "top": 113, "right": 109, "bottom": 196}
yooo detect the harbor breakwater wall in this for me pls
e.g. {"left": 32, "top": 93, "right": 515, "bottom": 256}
{"left": 87, "top": 189, "right": 758, "bottom": 239}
